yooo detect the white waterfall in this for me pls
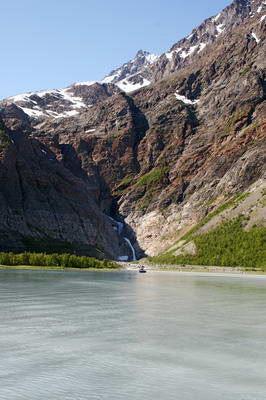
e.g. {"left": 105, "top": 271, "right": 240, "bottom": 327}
{"left": 108, "top": 216, "right": 137, "bottom": 261}
{"left": 123, "top": 237, "right": 137, "bottom": 261}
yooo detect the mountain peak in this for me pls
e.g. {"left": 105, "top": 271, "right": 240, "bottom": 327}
{"left": 135, "top": 49, "right": 149, "bottom": 57}
{"left": 100, "top": 49, "right": 159, "bottom": 92}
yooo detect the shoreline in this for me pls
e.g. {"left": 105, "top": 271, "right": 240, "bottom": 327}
{"left": 0, "top": 263, "right": 265, "bottom": 276}
{"left": 118, "top": 262, "right": 266, "bottom": 275}
{"left": 0, "top": 265, "right": 118, "bottom": 272}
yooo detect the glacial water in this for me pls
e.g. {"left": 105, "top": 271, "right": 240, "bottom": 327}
{"left": 1, "top": 269, "right": 266, "bottom": 400}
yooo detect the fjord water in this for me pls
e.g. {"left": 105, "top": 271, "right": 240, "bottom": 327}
{"left": 1, "top": 270, "right": 266, "bottom": 400}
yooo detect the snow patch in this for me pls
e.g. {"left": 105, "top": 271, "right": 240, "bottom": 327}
{"left": 101, "top": 75, "right": 117, "bottom": 84}
{"left": 165, "top": 48, "right": 182, "bottom": 60}
{"left": 85, "top": 129, "right": 96, "bottom": 133}
{"left": 73, "top": 81, "right": 96, "bottom": 87}
{"left": 252, "top": 32, "right": 260, "bottom": 43}
{"left": 180, "top": 45, "right": 198, "bottom": 59}
{"left": 60, "top": 110, "right": 79, "bottom": 117}
{"left": 8, "top": 92, "right": 35, "bottom": 102}
{"left": 117, "top": 78, "right": 151, "bottom": 93}
{"left": 19, "top": 107, "right": 44, "bottom": 117}
{"left": 145, "top": 53, "right": 159, "bottom": 64}
{"left": 213, "top": 13, "right": 221, "bottom": 22}
{"left": 198, "top": 43, "right": 207, "bottom": 52}
{"left": 60, "top": 89, "right": 85, "bottom": 109}
{"left": 257, "top": 3, "right": 266, "bottom": 13}
{"left": 165, "top": 51, "right": 174, "bottom": 60}
{"left": 260, "top": 15, "right": 266, "bottom": 22}
{"left": 216, "top": 24, "right": 225, "bottom": 35}
{"left": 175, "top": 91, "right": 199, "bottom": 105}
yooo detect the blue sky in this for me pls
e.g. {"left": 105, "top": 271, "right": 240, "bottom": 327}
{"left": 1, "top": 0, "right": 231, "bottom": 99}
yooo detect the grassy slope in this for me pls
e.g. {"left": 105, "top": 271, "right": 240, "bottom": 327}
{"left": 151, "top": 217, "right": 266, "bottom": 269}
{"left": 150, "top": 184, "right": 266, "bottom": 269}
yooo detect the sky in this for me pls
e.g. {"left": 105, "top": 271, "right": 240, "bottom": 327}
{"left": 0, "top": 0, "right": 231, "bottom": 99}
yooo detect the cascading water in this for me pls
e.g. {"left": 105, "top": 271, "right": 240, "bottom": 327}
{"left": 123, "top": 237, "right": 137, "bottom": 261}
{"left": 108, "top": 217, "right": 124, "bottom": 235}
{"left": 108, "top": 216, "right": 137, "bottom": 261}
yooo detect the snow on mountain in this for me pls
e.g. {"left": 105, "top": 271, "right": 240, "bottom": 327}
{"left": 73, "top": 81, "right": 96, "bottom": 87}
{"left": 251, "top": 31, "right": 261, "bottom": 42}
{"left": 1, "top": 81, "right": 120, "bottom": 121}
{"left": 150, "top": 0, "right": 261, "bottom": 82}
{"left": 1, "top": 0, "right": 264, "bottom": 121}
{"left": 100, "top": 50, "right": 159, "bottom": 92}
{"left": 174, "top": 91, "right": 199, "bottom": 105}
{"left": 1, "top": 50, "right": 158, "bottom": 120}
{"left": 5, "top": 87, "right": 87, "bottom": 119}
{"left": 116, "top": 77, "right": 151, "bottom": 92}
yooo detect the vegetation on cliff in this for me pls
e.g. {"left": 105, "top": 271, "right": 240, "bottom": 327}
{"left": 0, "top": 252, "right": 118, "bottom": 269}
{"left": 182, "top": 193, "right": 250, "bottom": 242}
{"left": 137, "top": 167, "right": 169, "bottom": 188}
{"left": 150, "top": 217, "right": 266, "bottom": 269}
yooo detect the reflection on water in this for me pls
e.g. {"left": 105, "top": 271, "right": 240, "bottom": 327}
{"left": 0, "top": 269, "right": 266, "bottom": 400}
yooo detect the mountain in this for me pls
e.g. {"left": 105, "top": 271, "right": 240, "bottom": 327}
{"left": 148, "top": 0, "right": 262, "bottom": 82}
{"left": 0, "top": 82, "right": 120, "bottom": 122}
{"left": 0, "top": 50, "right": 158, "bottom": 122}
{"left": 0, "top": 0, "right": 265, "bottom": 263}
{"left": 0, "top": 119, "right": 135, "bottom": 259}
{"left": 1, "top": 0, "right": 264, "bottom": 121}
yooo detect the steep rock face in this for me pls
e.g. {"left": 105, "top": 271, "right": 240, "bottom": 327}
{"left": 30, "top": 93, "right": 149, "bottom": 217}
{"left": 0, "top": 119, "right": 130, "bottom": 258}
{"left": 120, "top": 10, "right": 266, "bottom": 254}
{"left": 1, "top": 0, "right": 265, "bottom": 258}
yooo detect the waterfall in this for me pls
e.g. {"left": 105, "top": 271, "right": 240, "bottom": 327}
{"left": 123, "top": 237, "right": 137, "bottom": 261}
{"left": 108, "top": 216, "right": 137, "bottom": 261}
{"left": 116, "top": 221, "right": 123, "bottom": 235}
{"left": 108, "top": 217, "right": 123, "bottom": 235}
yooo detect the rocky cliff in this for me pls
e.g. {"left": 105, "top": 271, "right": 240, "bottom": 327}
{"left": 0, "top": 119, "right": 133, "bottom": 259}
{"left": 0, "top": 0, "right": 265, "bottom": 259}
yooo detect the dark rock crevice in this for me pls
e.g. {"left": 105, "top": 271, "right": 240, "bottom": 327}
{"left": 123, "top": 94, "right": 150, "bottom": 173}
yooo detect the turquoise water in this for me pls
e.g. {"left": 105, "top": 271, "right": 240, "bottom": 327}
{"left": 0, "top": 269, "right": 266, "bottom": 399}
